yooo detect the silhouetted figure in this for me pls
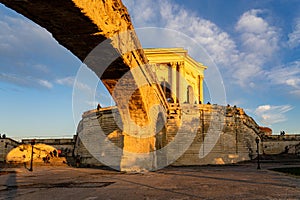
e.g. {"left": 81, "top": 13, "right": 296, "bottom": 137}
{"left": 2, "top": 134, "right": 6, "bottom": 139}
{"left": 284, "top": 146, "right": 289, "bottom": 153}
{"left": 280, "top": 131, "right": 286, "bottom": 136}
{"left": 249, "top": 148, "right": 253, "bottom": 160}
{"left": 46, "top": 155, "right": 50, "bottom": 163}
{"left": 53, "top": 150, "right": 57, "bottom": 157}
{"left": 50, "top": 151, "right": 53, "bottom": 157}
{"left": 76, "top": 155, "right": 81, "bottom": 168}
{"left": 97, "top": 103, "right": 101, "bottom": 111}
{"left": 43, "top": 155, "right": 50, "bottom": 163}
{"left": 207, "top": 102, "right": 211, "bottom": 105}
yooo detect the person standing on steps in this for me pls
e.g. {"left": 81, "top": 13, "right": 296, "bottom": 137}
{"left": 76, "top": 155, "right": 81, "bottom": 168}
{"left": 97, "top": 103, "right": 101, "bottom": 111}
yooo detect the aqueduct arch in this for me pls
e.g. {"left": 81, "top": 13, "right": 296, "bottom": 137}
{"left": 1, "top": 0, "right": 170, "bottom": 170}
{"left": 0, "top": 0, "right": 169, "bottom": 121}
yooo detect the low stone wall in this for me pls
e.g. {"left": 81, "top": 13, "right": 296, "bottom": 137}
{"left": 262, "top": 140, "right": 300, "bottom": 155}
{"left": 260, "top": 135, "right": 300, "bottom": 155}
{"left": 22, "top": 138, "right": 76, "bottom": 157}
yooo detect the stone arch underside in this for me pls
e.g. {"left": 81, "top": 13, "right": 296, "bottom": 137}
{"left": 0, "top": 0, "right": 169, "bottom": 127}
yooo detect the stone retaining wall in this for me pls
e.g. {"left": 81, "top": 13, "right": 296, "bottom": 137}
{"left": 74, "top": 104, "right": 285, "bottom": 170}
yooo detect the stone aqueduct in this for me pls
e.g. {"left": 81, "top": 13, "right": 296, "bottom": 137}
{"left": 3, "top": 0, "right": 295, "bottom": 171}
{"left": 1, "top": 0, "right": 172, "bottom": 169}
{"left": 0, "top": 0, "right": 168, "bottom": 122}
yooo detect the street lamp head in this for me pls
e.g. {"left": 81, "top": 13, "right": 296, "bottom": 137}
{"left": 255, "top": 137, "right": 260, "bottom": 144}
{"left": 31, "top": 139, "right": 36, "bottom": 145}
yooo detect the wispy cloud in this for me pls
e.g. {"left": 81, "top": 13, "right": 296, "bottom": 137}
{"left": 0, "top": 14, "right": 54, "bottom": 88}
{"left": 0, "top": 15, "right": 53, "bottom": 58}
{"left": 0, "top": 72, "right": 53, "bottom": 89}
{"left": 56, "top": 76, "right": 75, "bottom": 87}
{"left": 254, "top": 104, "right": 293, "bottom": 125}
{"left": 37, "top": 79, "right": 53, "bottom": 89}
{"left": 288, "top": 17, "right": 300, "bottom": 48}
{"left": 265, "top": 61, "right": 300, "bottom": 96}
{"left": 32, "top": 64, "right": 50, "bottom": 74}
{"left": 0, "top": 10, "right": 76, "bottom": 89}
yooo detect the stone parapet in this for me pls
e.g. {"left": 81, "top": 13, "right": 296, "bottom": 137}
{"left": 262, "top": 135, "right": 300, "bottom": 141}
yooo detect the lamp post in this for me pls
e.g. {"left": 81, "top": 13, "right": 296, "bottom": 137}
{"left": 255, "top": 137, "right": 261, "bottom": 169}
{"left": 235, "top": 110, "right": 239, "bottom": 154}
{"left": 200, "top": 106, "right": 205, "bottom": 156}
{"left": 29, "top": 139, "right": 35, "bottom": 172}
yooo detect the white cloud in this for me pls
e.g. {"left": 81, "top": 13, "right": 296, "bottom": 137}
{"left": 265, "top": 61, "right": 300, "bottom": 95}
{"left": 0, "top": 14, "right": 52, "bottom": 87}
{"left": 124, "top": 0, "right": 160, "bottom": 27}
{"left": 236, "top": 9, "right": 279, "bottom": 56}
{"left": 161, "top": 2, "right": 238, "bottom": 67}
{"left": 0, "top": 72, "right": 53, "bottom": 89}
{"left": 38, "top": 79, "right": 53, "bottom": 89}
{"left": 288, "top": 17, "right": 300, "bottom": 48}
{"left": 124, "top": 1, "right": 281, "bottom": 88}
{"left": 0, "top": 15, "right": 53, "bottom": 58}
{"left": 32, "top": 64, "right": 50, "bottom": 74}
{"left": 124, "top": 0, "right": 238, "bottom": 67}
{"left": 234, "top": 9, "right": 280, "bottom": 86}
{"left": 0, "top": 10, "right": 75, "bottom": 89}
{"left": 236, "top": 10, "right": 269, "bottom": 33}
{"left": 56, "top": 76, "right": 75, "bottom": 87}
{"left": 254, "top": 104, "right": 293, "bottom": 125}
{"left": 255, "top": 105, "right": 271, "bottom": 113}
{"left": 254, "top": 105, "right": 292, "bottom": 126}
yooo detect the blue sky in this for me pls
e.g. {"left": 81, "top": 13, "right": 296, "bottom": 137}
{"left": 0, "top": 0, "right": 300, "bottom": 139}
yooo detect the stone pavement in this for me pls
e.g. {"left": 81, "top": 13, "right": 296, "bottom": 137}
{"left": 0, "top": 162, "right": 299, "bottom": 200}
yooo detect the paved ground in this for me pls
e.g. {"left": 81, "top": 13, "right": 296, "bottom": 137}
{"left": 0, "top": 161, "right": 299, "bottom": 200}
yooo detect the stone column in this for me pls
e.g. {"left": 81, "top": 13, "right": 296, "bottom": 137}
{"left": 198, "top": 75, "right": 204, "bottom": 104}
{"left": 178, "top": 62, "right": 184, "bottom": 104}
{"left": 171, "top": 62, "right": 177, "bottom": 102}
